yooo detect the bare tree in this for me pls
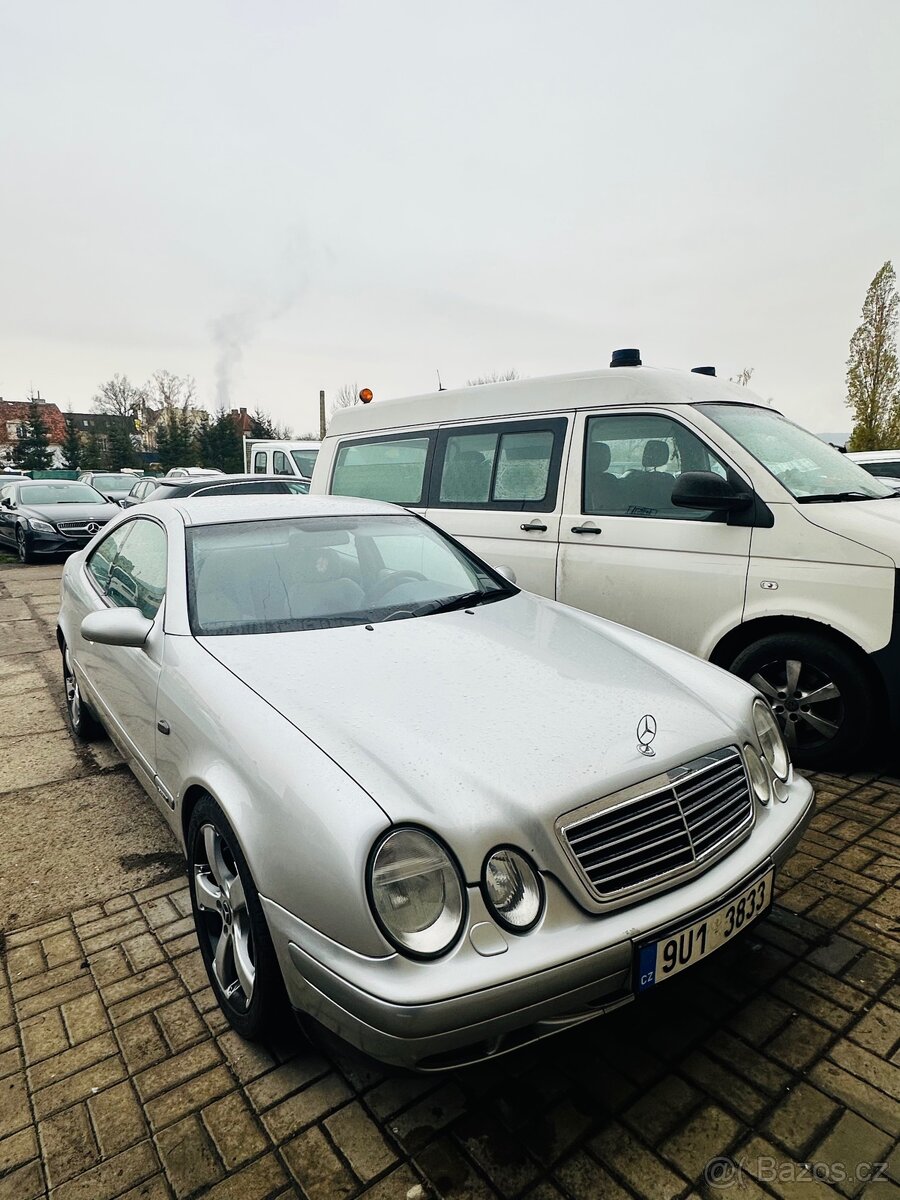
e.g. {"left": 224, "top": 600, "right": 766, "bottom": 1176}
{"left": 466, "top": 369, "right": 520, "bottom": 386}
{"left": 331, "top": 382, "right": 362, "bottom": 415}
{"left": 145, "top": 370, "right": 196, "bottom": 414}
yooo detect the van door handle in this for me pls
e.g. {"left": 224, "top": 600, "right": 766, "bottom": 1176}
{"left": 571, "top": 525, "right": 601, "bottom": 534}
{"left": 520, "top": 521, "right": 548, "bottom": 532}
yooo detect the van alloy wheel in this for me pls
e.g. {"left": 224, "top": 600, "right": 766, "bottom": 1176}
{"left": 749, "top": 659, "right": 842, "bottom": 750}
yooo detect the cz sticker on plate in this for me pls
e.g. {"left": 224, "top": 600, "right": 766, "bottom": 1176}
{"left": 636, "top": 869, "right": 773, "bottom": 992}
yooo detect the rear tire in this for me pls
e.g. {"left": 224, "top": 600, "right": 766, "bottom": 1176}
{"left": 729, "top": 631, "right": 873, "bottom": 768}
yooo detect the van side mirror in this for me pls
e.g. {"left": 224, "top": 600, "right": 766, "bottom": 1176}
{"left": 671, "top": 472, "right": 752, "bottom": 512}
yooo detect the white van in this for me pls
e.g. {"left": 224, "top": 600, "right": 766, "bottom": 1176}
{"left": 243, "top": 439, "right": 319, "bottom": 480}
{"left": 311, "top": 353, "right": 900, "bottom": 767}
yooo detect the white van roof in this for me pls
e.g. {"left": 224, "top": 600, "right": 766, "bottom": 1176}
{"left": 327, "top": 366, "right": 761, "bottom": 437}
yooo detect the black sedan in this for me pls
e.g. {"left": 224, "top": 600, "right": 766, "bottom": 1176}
{"left": 139, "top": 474, "right": 309, "bottom": 502}
{"left": 0, "top": 479, "right": 121, "bottom": 563}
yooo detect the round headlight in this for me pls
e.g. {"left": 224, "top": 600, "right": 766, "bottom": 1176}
{"left": 753, "top": 699, "right": 790, "bottom": 781}
{"left": 368, "top": 828, "right": 464, "bottom": 958}
{"left": 743, "top": 745, "right": 771, "bottom": 805}
{"left": 483, "top": 847, "right": 543, "bottom": 932}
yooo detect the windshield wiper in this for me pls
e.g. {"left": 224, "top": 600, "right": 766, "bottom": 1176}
{"left": 797, "top": 491, "right": 883, "bottom": 504}
{"left": 421, "top": 588, "right": 509, "bottom": 616}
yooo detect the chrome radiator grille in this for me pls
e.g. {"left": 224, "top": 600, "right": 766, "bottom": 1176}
{"left": 56, "top": 520, "right": 108, "bottom": 537}
{"left": 560, "top": 747, "right": 753, "bottom": 901}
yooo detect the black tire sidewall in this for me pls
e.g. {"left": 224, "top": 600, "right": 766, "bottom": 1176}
{"left": 730, "top": 632, "right": 872, "bottom": 768}
{"left": 17, "top": 527, "right": 32, "bottom": 563}
{"left": 187, "top": 794, "right": 285, "bottom": 1040}
{"left": 61, "top": 642, "right": 101, "bottom": 741}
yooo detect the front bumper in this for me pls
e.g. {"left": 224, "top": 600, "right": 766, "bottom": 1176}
{"left": 263, "top": 774, "right": 815, "bottom": 1070}
{"left": 23, "top": 530, "right": 94, "bottom": 556}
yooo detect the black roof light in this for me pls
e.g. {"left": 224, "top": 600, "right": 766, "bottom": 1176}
{"left": 610, "top": 348, "right": 642, "bottom": 368}
{"left": 691, "top": 366, "right": 716, "bottom": 377}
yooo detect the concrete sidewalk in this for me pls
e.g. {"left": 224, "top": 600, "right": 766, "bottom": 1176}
{"left": 1, "top": 560, "right": 898, "bottom": 1199}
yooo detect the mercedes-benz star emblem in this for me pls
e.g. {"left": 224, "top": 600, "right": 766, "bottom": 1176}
{"left": 86, "top": 523, "right": 100, "bottom": 534}
{"left": 636, "top": 713, "right": 657, "bottom": 757}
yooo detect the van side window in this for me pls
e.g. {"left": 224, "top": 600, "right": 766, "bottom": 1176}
{"left": 583, "top": 414, "right": 729, "bottom": 520}
{"left": 273, "top": 451, "right": 292, "bottom": 476}
{"left": 332, "top": 436, "right": 432, "bottom": 504}
{"left": 433, "top": 420, "right": 565, "bottom": 511}
{"left": 253, "top": 451, "right": 267, "bottom": 474}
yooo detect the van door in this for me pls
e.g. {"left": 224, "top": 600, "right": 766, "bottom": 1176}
{"left": 557, "top": 410, "right": 752, "bottom": 656}
{"left": 424, "top": 416, "right": 570, "bottom": 599}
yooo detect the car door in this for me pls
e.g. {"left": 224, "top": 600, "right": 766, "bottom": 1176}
{"left": 78, "top": 517, "right": 168, "bottom": 792}
{"left": 0, "top": 483, "right": 16, "bottom": 545}
{"left": 423, "top": 416, "right": 570, "bottom": 598}
{"left": 557, "top": 409, "right": 752, "bottom": 657}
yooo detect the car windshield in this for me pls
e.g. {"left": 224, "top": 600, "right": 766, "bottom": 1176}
{"left": 290, "top": 449, "right": 318, "bottom": 477}
{"left": 699, "top": 404, "right": 894, "bottom": 502}
{"left": 91, "top": 474, "right": 131, "bottom": 491}
{"left": 187, "top": 513, "right": 516, "bottom": 635}
{"left": 19, "top": 482, "right": 106, "bottom": 504}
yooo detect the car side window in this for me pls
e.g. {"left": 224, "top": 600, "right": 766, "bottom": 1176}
{"left": 866, "top": 461, "right": 900, "bottom": 478}
{"left": 194, "top": 484, "right": 234, "bottom": 496}
{"left": 105, "top": 520, "right": 167, "bottom": 618}
{"left": 332, "top": 435, "right": 433, "bottom": 504}
{"left": 272, "top": 451, "right": 292, "bottom": 476}
{"left": 432, "top": 419, "right": 566, "bottom": 512}
{"left": 583, "top": 413, "right": 731, "bottom": 521}
{"left": 86, "top": 524, "right": 134, "bottom": 594}
{"left": 253, "top": 451, "right": 267, "bottom": 474}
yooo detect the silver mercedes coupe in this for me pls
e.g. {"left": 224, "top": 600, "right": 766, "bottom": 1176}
{"left": 57, "top": 495, "right": 814, "bottom": 1069}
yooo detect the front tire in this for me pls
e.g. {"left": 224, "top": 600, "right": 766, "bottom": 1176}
{"left": 62, "top": 642, "right": 102, "bottom": 741}
{"left": 187, "top": 795, "right": 287, "bottom": 1040}
{"left": 16, "top": 527, "right": 35, "bottom": 564}
{"left": 729, "top": 631, "right": 872, "bottom": 768}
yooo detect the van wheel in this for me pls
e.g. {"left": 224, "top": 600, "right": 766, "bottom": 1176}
{"left": 729, "top": 632, "right": 872, "bottom": 769}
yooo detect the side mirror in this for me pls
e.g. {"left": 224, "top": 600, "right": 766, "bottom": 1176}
{"left": 81, "top": 608, "right": 153, "bottom": 648}
{"left": 1, "top": 498, "right": 12, "bottom": 509}
{"left": 495, "top": 565, "right": 517, "bottom": 585}
{"left": 671, "top": 472, "right": 752, "bottom": 512}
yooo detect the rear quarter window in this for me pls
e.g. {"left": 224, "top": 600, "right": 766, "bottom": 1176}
{"left": 331, "top": 435, "right": 433, "bottom": 504}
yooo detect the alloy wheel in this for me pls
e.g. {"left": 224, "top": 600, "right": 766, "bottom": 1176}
{"left": 16, "top": 528, "right": 26, "bottom": 562}
{"left": 750, "top": 658, "right": 843, "bottom": 751}
{"left": 193, "top": 824, "right": 256, "bottom": 1010}
{"left": 64, "top": 647, "right": 81, "bottom": 727}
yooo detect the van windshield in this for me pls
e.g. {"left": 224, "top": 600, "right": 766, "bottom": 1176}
{"left": 699, "top": 404, "right": 893, "bottom": 502}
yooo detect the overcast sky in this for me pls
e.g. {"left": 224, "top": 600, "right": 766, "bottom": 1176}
{"left": 2, "top": 0, "right": 898, "bottom": 434}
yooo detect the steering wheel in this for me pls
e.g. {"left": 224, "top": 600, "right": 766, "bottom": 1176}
{"left": 367, "top": 571, "right": 427, "bottom": 603}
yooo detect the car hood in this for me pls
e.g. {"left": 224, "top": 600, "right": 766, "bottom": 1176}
{"left": 198, "top": 592, "right": 753, "bottom": 878}
{"left": 22, "top": 501, "right": 122, "bottom": 523}
{"left": 799, "top": 496, "right": 900, "bottom": 567}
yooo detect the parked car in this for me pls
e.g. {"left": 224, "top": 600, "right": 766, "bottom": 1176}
{"left": 847, "top": 450, "right": 900, "bottom": 491}
{"left": 77, "top": 471, "right": 141, "bottom": 503}
{"left": 143, "top": 474, "right": 310, "bottom": 502}
{"left": 165, "top": 467, "right": 224, "bottom": 478}
{"left": 0, "top": 478, "right": 120, "bottom": 562}
{"left": 57, "top": 494, "right": 813, "bottom": 1068}
{"left": 312, "top": 352, "right": 900, "bottom": 767}
{"left": 120, "top": 477, "right": 165, "bottom": 508}
{"left": 244, "top": 439, "right": 319, "bottom": 480}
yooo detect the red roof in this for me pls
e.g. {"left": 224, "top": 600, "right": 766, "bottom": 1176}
{"left": 0, "top": 401, "right": 68, "bottom": 445}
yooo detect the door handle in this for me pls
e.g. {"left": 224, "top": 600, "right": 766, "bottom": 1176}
{"left": 157, "top": 720, "right": 170, "bottom": 736}
{"left": 571, "top": 525, "right": 601, "bottom": 534}
{"left": 520, "top": 521, "right": 548, "bottom": 532}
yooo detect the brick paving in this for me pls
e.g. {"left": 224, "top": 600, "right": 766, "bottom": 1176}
{"left": 1, "top": 561, "right": 898, "bottom": 1199}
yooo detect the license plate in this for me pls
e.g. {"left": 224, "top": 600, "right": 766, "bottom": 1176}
{"left": 636, "top": 869, "right": 773, "bottom": 992}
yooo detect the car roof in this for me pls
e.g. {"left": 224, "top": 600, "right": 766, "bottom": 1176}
{"left": 325, "top": 365, "right": 763, "bottom": 437}
{"left": 172, "top": 493, "right": 402, "bottom": 526}
{"left": 848, "top": 450, "right": 900, "bottom": 461}
{"left": 153, "top": 474, "right": 291, "bottom": 491}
